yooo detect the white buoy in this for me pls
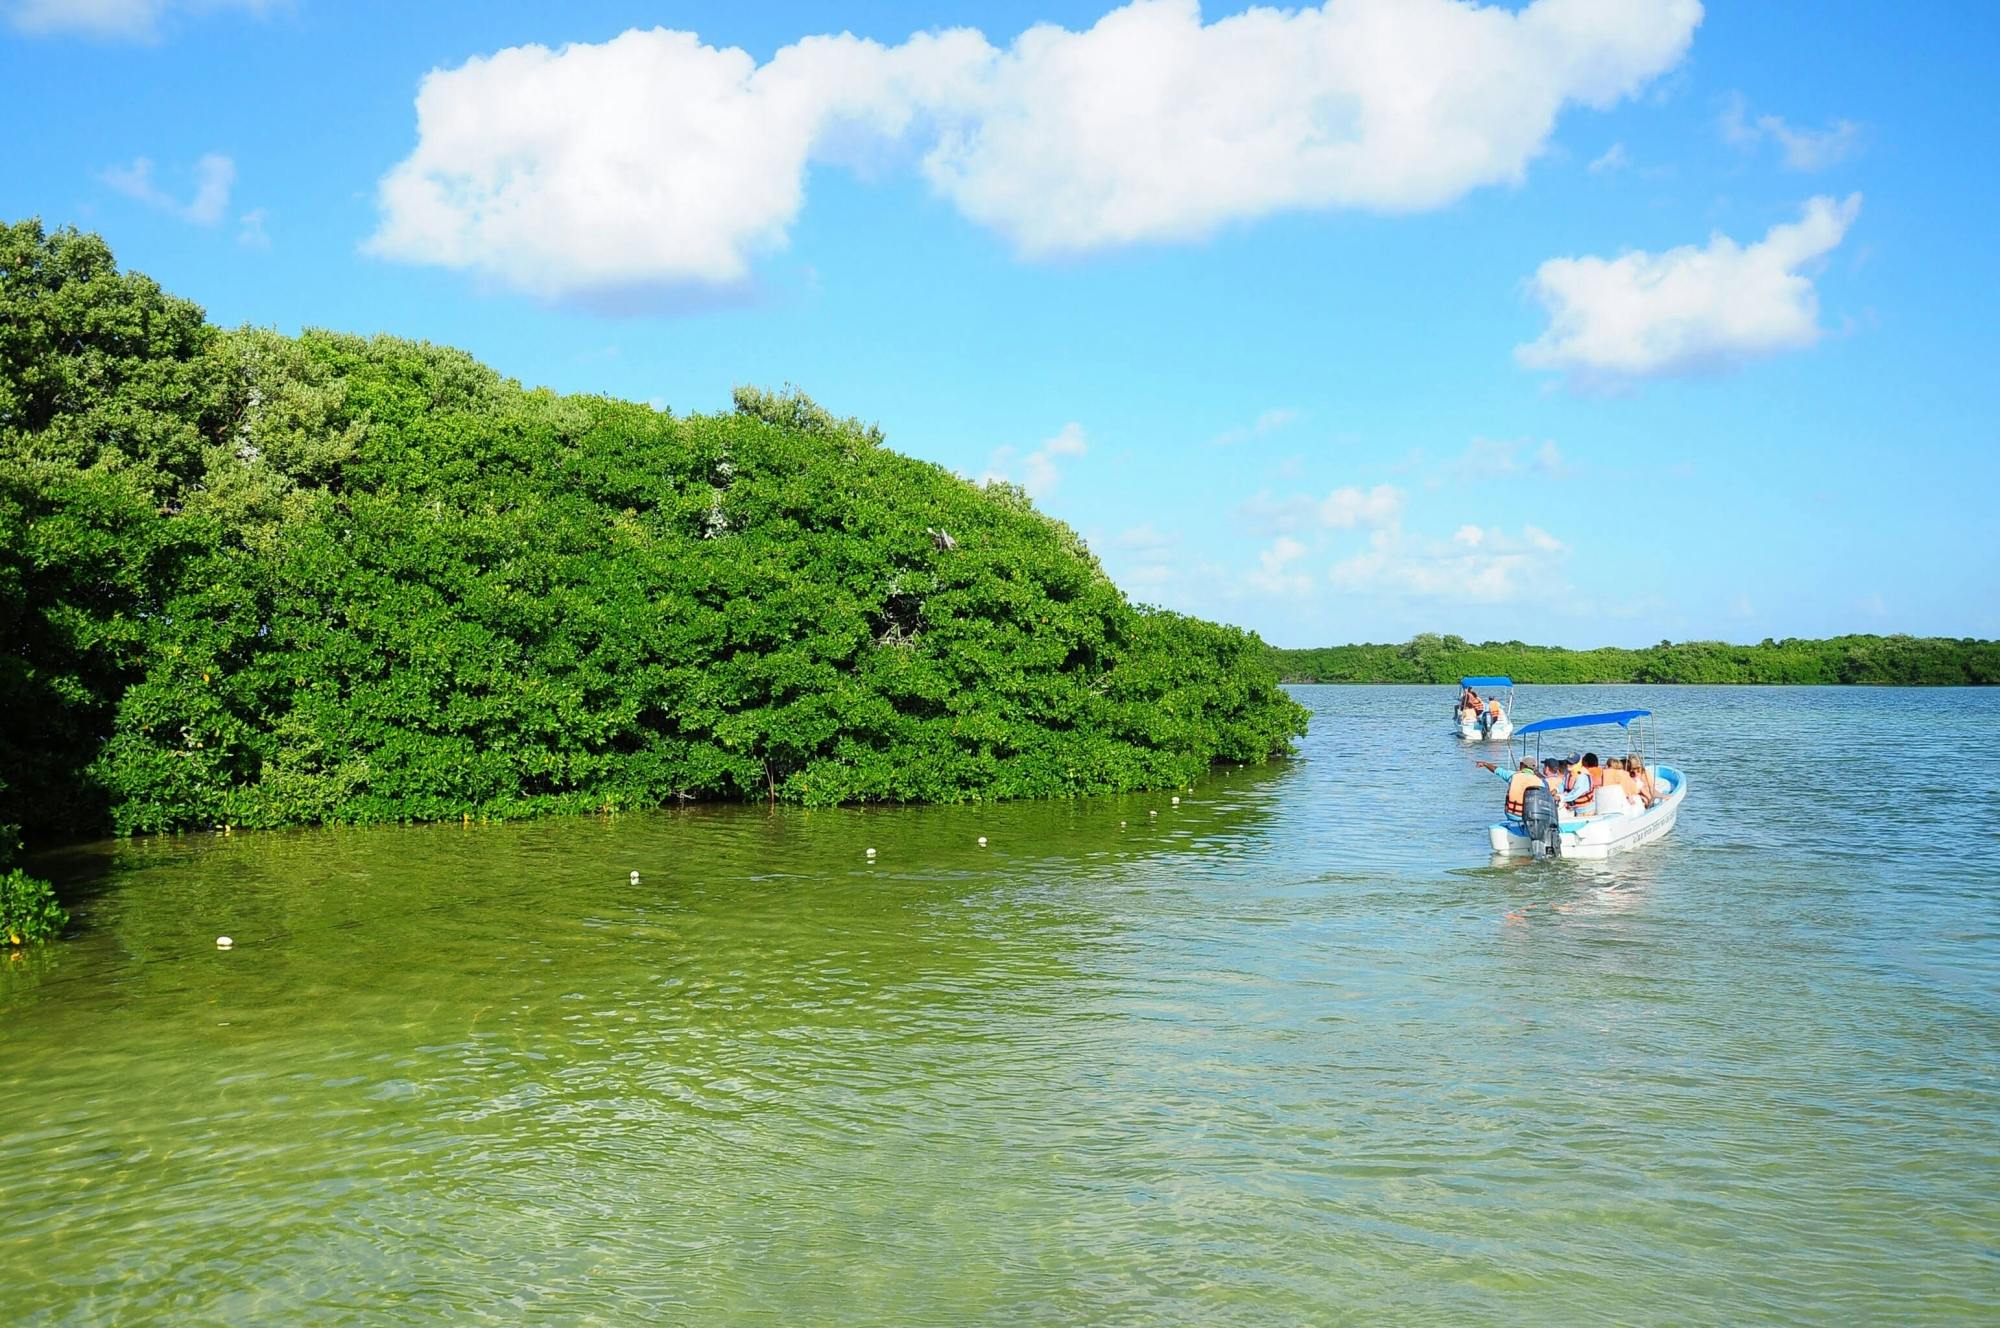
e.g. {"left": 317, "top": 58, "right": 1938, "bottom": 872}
{"left": 865, "top": 847, "right": 877, "bottom": 858}
{"left": 1148, "top": 810, "right": 1157, "bottom": 818}
{"left": 977, "top": 836, "right": 987, "bottom": 847}
{"left": 1172, "top": 796, "right": 1180, "bottom": 805}
{"left": 1119, "top": 820, "right": 1126, "bottom": 827}
{"left": 630, "top": 870, "right": 640, "bottom": 884}
{"left": 216, "top": 936, "right": 233, "bottom": 950}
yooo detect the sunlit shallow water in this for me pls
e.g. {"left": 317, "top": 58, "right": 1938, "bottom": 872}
{"left": 5, "top": 686, "right": 1996, "bottom": 1325}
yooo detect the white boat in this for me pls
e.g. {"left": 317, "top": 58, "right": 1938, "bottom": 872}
{"left": 1454, "top": 675, "right": 1514, "bottom": 741}
{"left": 1486, "top": 709, "right": 1687, "bottom": 861}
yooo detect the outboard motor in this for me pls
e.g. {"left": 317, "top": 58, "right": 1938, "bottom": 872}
{"left": 1520, "top": 783, "right": 1561, "bottom": 859}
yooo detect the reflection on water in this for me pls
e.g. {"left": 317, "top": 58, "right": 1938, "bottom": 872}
{"left": 4, "top": 687, "right": 1996, "bottom": 1325}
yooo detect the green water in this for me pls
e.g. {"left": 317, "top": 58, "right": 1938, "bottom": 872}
{"left": 5, "top": 686, "right": 1996, "bottom": 1324}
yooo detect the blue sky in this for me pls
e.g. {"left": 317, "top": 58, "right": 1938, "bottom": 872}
{"left": 4, "top": 0, "right": 1995, "bottom": 647}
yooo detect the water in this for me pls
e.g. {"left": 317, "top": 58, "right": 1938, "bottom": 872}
{"left": 4, "top": 686, "right": 1995, "bottom": 1325}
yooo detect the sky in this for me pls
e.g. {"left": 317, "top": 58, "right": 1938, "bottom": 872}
{"left": 3, "top": 0, "right": 1995, "bottom": 648}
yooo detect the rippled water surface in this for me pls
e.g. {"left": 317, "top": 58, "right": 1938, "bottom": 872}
{"left": 5, "top": 686, "right": 1997, "bottom": 1325}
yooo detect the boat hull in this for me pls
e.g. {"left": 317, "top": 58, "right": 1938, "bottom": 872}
{"left": 1457, "top": 716, "right": 1514, "bottom": 741}
{"left": 1488, "top": 765, "right": 1685, "bottom": 860}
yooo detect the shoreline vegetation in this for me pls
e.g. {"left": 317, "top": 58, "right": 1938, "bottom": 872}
{"left": 1, "top": 219, "right": 1307, "bottom": 942}
{"left": 1268, "top": 634, "right": 1999, "bottom": 686}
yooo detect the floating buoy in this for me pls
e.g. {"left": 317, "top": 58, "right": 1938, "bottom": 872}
{"left": 1148, "top": 810, "right": 1157, "bottom": 818}
{"left": 865, "top": 847, "right": 877, "bottom": 858}
{"left": 977, "top": 836, "right": 987, "bottom": 847}
{"left": 216, "top": 936, "right": 233, "bottom": 950}
{"left": 1171, "top": 796, "right": 1180, "bottom": 805}
{"left": 629, "top": 870, "right": 640, "bottom": 884}
{"left": 1119, "top": 820, "right": 1126, "bottom": 828}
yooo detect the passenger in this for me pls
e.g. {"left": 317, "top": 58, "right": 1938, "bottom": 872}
{"left": 1627, "top": 756, "right": 1660, "bottom": 807}
{"left": 1484, "top": 695, "right": 1504, "bottom": 735}
{"left": 1559, "top": 756, "right": 1596, "bottom": 819}
{"left": 1475, "top": 758, "right": 1543, "bottom": 820}
{"left": 1590, "top": 752, "right": 1632, "bottom": 815}
{"left": 1458, "top": 687, "right": 1480, "bottom": 726}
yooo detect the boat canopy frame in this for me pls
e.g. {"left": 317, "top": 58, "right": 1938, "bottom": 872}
{"left": 1508, "top": 709, "right": 1658, "bottom": 774}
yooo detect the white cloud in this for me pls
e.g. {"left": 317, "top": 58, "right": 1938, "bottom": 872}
{"left": 1516, "top": 193, "right": 1861, "bottom": 385}
{"left": 1720, "top": 93, "right": 1860, "bottom": 171}
{"left": 1099, "top": 523, "right": 1181, "bottom": 598}
{"left": 100, "top": 152, "right": 236, "bottom": 225}
{"left": 369, "top": 0, "right": 1703, "bottom": 299}
{"left": 7, "top": 0, "right": 278, "bottom": 40}
{"left": 1211, "top": 407, "right": 1298, "bottom": 447}
{"left": 368, "top": 26, "right": 992, "bottom": 298}
{"left": 1245, "top": 535, "right": 1314, "bottom": 596}
{"left": 236, "top": 207, "right": 270, "bottom": 248}
{"left": 1588, "top": 142, "right": 1629, "bottom": 174}
{"left": 1320, "top": 483, "right": 1405, "bottom": 529}
{"left": 1113, "top": 522, "right": 1176, "bottom": 553}
{"left": 1331, "top": 524, "right": 1569, "bottom": 603}
{"left": 1238, "top": 481, "right": 1405, "bottom": 534}
{"left": 926, "top": 0, "right": 1702, "bottom": 254}
{"left": 984, "top": 422, "right": 1088, "bottom": 499}
{"left": 1432, "top": 436, "right": 1569, "bottom": 487}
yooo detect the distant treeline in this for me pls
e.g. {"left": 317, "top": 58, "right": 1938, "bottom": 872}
{"left": 1268, "top": 634, "right": 2000, "bottom": 686}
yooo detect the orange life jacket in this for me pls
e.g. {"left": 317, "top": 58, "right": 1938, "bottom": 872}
{"left": 1565, "top": 767, "right": 1596, "bottom": 811}
{"left": 1486, "top": 698, "right": 1503, "bottom": 717}
{"left": 1505, "top": 769, "right": 1539, "bottom": 817}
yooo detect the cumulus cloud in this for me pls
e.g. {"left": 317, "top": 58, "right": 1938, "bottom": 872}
{"left": 984, "top": 422, "right": 1088, "bottom": 499}
{"left": 1320, "top": 484, "right": 1405, "bottom": 529}
{"left": 1432, "top": 436, "right": 1569, "bottom": 487}
{"left": 926, "top": 0, "right": 1702, "bottom": 254}
{"left": 7, "top": 0, "right": 278, "bottom": 40}
{"left": 369, "top": 0, "right": 1703, "bottom": 299}
{"left": 236, "top": 208, "right": 270, "bottom": 248}
{"left": 1107, "top": 525, "right": 1180, "bottom": 597}
{"left": 1588, "top": 142, "right": 1629, "bottom": 174}
{"left": 1516, "top": 193, "right": 1861, "bottom": 386}
{"left": 1720, "top": 93, "right": 1861, "bottom": 171}
{"left": 1331, "top": 524, "right": 1568, "bottom": 602}
{"left": 1238, "top": 482, "right": 1404, "bottom": 534}
{"left": 1211, "top": 407, "right": 1298, "bottom": 447}
{"left": 1245, "top": 535, "right": 1315, "bottom": 596}
{"left": 100, "top": 152, "right": 236, "bottom": 225}
{"left": 368, "top": 26, "right": 990, "bottom": 298}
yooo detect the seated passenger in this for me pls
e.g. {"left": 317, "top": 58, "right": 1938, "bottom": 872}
{"left": 1590, "top": 753, "right": 1632, "bottom": 815}
{"left": 1475, "top": 758, "right": 1543, "bottom": 820}
{"left": 1484, "top": 696, "right": 1504, "bottom": 734}
{"left": 1559, "top": 757, "right": 1596, "bottom": 819}
{"left": 1627, "top": 756, "right": 1660, "bottom": 807}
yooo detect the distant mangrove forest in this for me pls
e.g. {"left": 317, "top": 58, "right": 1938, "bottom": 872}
{"left": 1269, "top": 634, "right": 1999, "bottom": 686}
{"left": 1, "top": 219, "right": 1306, "bottom": 941}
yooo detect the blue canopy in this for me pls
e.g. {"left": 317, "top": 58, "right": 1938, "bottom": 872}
{"left": 1458, "top": 676, "right": 1513, "bottom": 688}
{"left": 1514, "top": 709, "right": 1650, "bottom": 736}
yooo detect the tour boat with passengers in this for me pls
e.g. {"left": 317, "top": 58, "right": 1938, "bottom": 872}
{"left": 1488, "top": 709, "right": 1686, "bottom": 860}
{"left": 1455, "top": 676, "right": 1514, "bottom": 740}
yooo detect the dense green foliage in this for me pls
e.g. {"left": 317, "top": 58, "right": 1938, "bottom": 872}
{"left": 2, "top": 868, "right": 66, "bottom": 945}
{"left": 1270, "top": 634, "right": 2000, "bottom": 685}
{"left": 0, "top": 220, "right": 1305, "bottom": 855}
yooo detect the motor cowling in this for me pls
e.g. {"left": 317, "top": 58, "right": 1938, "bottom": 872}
{"left": 1520, "top": 783, "right": 1561, "bottom": 858}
